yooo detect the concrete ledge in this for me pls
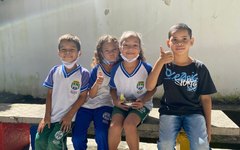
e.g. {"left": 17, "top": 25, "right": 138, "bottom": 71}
{"left": 0, "top": 103, "right": 239, "bottom": 144}
{"left": 0, "top": 104, "right": 44, "bottom": 124}
{"left": 134, "top": 108, "right": 240, "bottom": 138}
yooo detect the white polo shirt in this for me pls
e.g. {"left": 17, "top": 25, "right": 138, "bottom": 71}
{"left": 82, "top": 64, "right": 113, "bottom": 109}
{"left": 43, "top": 64, "right": 89, "bottom": 123}
{"left": 109, "top": 60, "right": 153, "bottom": 110}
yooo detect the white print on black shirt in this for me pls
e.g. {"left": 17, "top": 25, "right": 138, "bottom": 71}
{"left": 165, "top": 67, "right": 198, "bottom": 92}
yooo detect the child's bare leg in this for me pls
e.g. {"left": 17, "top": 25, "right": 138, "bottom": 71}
{"left": 108, "top": 114, "right": 124, "bottom": 150}
{"left": 123, "top": 113, "right": 141, "bottom": 150}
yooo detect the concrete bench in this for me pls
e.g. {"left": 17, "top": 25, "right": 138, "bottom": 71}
{"left": 0, "top": 103, "right": 239, "bottom": 149}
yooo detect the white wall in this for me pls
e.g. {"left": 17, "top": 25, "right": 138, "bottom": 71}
{"left": 0, "top": 0, "right": 239, "bottom": 98}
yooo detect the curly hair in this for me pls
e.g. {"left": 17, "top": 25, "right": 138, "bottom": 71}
{"left": 91, "top": 35, "right": 119, "bottom": 67}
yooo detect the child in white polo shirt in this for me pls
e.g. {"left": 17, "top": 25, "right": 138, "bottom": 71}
{"left": 35, "top": 34, "right": 89, "bottom": 150}
{"left": 108, "top": 31, "right": 156, "bottom": 150}
{"left": 72, "top": 35, "right": 120, "bottom": 150}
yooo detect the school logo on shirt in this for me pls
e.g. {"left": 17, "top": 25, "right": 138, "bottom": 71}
{"left": 136, "top": 81, "right": 144, "bottom": 94}
{"left": 71, "top": 80, "right": 80, "bottom": 94}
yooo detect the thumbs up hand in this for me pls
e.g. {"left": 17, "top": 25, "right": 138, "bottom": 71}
{"left": 96, "top": 71, "right": 104, "bottom": 85}
{"left": 159, "top": 46, "right": 174, "bottom": 64}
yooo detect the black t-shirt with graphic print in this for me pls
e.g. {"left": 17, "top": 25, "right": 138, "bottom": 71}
{"left": 156, "top": 59, "right": 217, "bottom": 115}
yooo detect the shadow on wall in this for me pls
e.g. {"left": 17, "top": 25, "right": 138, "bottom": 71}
{"left": 0, "top": 92, "right": 45, "bottom": 104}
{"left": 0, "top": 104, "right": 11, "bottom": 112}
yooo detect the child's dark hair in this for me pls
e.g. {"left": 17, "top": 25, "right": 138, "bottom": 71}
{"left": 168, "top": 23, "right": 192, "bottom": 39}
{"left": 91, "top": 35, "right": 119, "bottom": 67}
{"left": 119, "top": 31, "right": 146, "bottom": 61}
{"left": 58, "top": 34, "right": 81, "bottom": 51}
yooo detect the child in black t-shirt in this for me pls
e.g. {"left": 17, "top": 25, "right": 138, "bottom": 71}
{"left": 146, "top": 23, "right": 217, "bottom": 150}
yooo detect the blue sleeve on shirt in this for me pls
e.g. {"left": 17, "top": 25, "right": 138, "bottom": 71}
{"left": 80, "top": 67, "right": 90, "bottom": 92}
{"left": 88, "top": 65, "right": 99, "bottom": 89}
{"left": 142, "top": 62, "right": 152, "bottom": 74}
{"left": 42, "top": 65, "right": 58, "bottom": 89}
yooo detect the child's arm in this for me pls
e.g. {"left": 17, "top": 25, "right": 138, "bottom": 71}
{"left": 200, "top": 95, "right": 212, "bottom": 142}
{"left": 37, "top": 89, "right": 52, "bottom": 133}
{"left": 146, "top": 47, "right": 173, "bottom": 91}
{"left": 89, "top": 72, "right": 104, "bottom": 98}
{"left": 60, "top": 90, "right": 88, "bottom": 132}
{"left": 132, "top": 87, "right": 157, "bottom": 109}
{"left": 110, "top": 88, "right": 129, "bottom": 110}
